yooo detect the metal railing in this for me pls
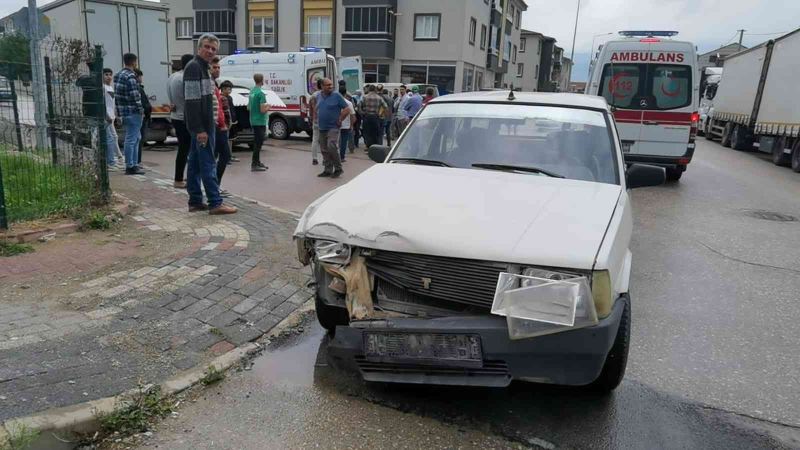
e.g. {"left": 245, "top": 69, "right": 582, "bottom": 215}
{"left": 248, "top": 33, "right": 275, "bottom": 48}
{"left": 304, "top": 32, "right": 332, "bottom": 48}
{"left": 0, "top": 35, "right": 109, "bottom": 228}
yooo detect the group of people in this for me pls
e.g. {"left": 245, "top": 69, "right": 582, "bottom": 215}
{"left": 306, "top": 81, "right": 434, "bottom": 176}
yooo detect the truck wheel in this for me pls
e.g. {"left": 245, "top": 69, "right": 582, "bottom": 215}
{"left": 587, "top": 298, "right": 630, "bottom": 393}
{"left": 720, "top": 123, "right": 733, "bottom": 148}
{"left": 791, "top": 140, "right": 800, "bottom": 173}
{"left": 665, "top": 168, "right": 683, "bottom": 181}
{"left": 730, "top": 125, "right": 750, "bottom": 151}
{"left": 315, "top": 294, "right": 349, "bottom": 334}
{"left": 704, "top": 120, "right": 714, "bottom": 141}
{"left": 772, "top": 138, "right": 790, "bottom": 166}
{"left": 269, "top": 117, "right": 289, "bottom": 140}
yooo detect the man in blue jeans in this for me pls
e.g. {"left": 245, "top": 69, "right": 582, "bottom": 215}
{"left": 113, "top": 53, "right": 145, "bottom": 175}
{"left": 183, "top": 33, "right": 237, "bottom": 215}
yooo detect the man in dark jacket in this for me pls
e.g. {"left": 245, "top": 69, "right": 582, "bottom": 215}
{"left": 135, "top": 69, "right": 152, "bottom": 165}
{"left": 183, "top": 33, "right": 236, "bottom": 215}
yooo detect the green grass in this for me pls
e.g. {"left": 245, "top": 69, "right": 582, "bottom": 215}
{"left": 83, "top": 210, "right": 111, "bottom": 230}
{"left": 199, "top": 365, "right": 225, "bottom": 386}
{"left": 96, "top": 385, "right": 172, "bottom": 436}
{"left": 1, "top": 422, "right": 39, "bottom": 450}
{"left": 0, "top": 150, "right": 97, "bottom": 223}
{"left": 0, "top": 240, "right": 34, "bottom": 257}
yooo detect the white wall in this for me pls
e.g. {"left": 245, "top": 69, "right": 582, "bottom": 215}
{"left": 42, "top": 1, "right": 83, "bottom": 40}
{"left": 278, "top": 0, "right": 301, "bottom": 52}
{"left": 168, "top": 0, "right": 196, "bottom": 65}
{"left": 518, "top": 33, "right": 541, "bottom": 91}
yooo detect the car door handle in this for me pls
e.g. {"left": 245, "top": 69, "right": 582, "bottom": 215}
{"left": 643, "top": 120, "right": 659, "bottom": 125}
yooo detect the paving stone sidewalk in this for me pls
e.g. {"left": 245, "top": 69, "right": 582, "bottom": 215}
{"left": 0, "top": 170, "right": 313, "bottom": 421}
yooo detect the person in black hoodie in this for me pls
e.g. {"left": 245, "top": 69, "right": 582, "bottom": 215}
{"left": 183, "top": 33, "right": 236, "bottom": 215}
{"left": 134, "top": 69, "right": 151, "bottom": 165}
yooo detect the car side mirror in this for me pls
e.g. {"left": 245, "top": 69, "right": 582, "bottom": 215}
{"left": 368, "top": 145, "right": 390, "bottom": 163}
{"left": 626, "top": 164, "right": 665, "bottom": 189}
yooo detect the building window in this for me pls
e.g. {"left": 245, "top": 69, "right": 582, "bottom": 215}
{"left": 515, "top": 10, "right": 521, "bottom": 29}
{"left": 306, "top": 15, "right": 332, "bottom": 48}
{"left": 250, "top": 16, "right": 274, "bottom": 48}
{"left": 363, "top": 63, "right": 390, "bottom": 83}
{"left": 401, "top": 64, "right": 455, "bottom": 95}
{"left": 512, "top": 45, "right": 517, "bottom": 63}
{"left": 480, "top": 24, "right": 487, "bottom": 50}
{"left": 176, "top": 18, "right": 193, "bottom": 39}
{"left": 469, "top": 18, "right": 476, "bottom": 45}
{"left": 414, "top": 14, "right": 441, "bottom": 41}
{"left": 344, "top": 7, "right": 391, "bottom": 33}
{"left": 195, "top": 10, "right": 235, "bottom": 34}
{"left": 504, "top": 38, "right": 512, "bottom": 61}
{"left": 520, "top": 37, "right": 526, "bottom": 52}
{"left": 462, "top": 65, "right": 474, "bottom": 92}
{"left": 517, "top": 63, "right": 523, "bottom": 77}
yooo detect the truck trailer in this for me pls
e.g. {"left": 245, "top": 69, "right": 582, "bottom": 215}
{"left": 41, "top": 0, "right": 172, "bottom": 144}
{"left": 705, "top": 28, "right": 800, "bottom": 172}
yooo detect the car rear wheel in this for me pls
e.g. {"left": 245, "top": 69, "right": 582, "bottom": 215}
{"left": 665, "top": 168, "right": 683, "bottom": 181}
{"left": 791, "top": 140, "right": 800, "bottom": 173}
{"left": 587, "top": 298, "right": 630, "bottom": 393}
{"left": 315, "top": 294, "right": 349, "bottom": 334}
{"left": 269, "top": 117, "right": 289, "bottom": 140}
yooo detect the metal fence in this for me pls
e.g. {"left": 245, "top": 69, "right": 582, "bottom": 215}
{"left": 0, "top": 35, "right": 109, "bottom": 229}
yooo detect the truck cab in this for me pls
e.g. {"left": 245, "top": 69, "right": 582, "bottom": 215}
{"left": 587, "top": 31, "right": 699, "bottom": 181}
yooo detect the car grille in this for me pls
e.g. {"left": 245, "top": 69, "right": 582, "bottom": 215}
{"left": 354, "top": 356, "right": 511, "bottom": 386}
{"left": 364, "top": 250, "right": 510, "bottom": 311}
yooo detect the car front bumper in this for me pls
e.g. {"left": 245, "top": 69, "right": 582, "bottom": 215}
{"left": 327, "top": 296, "right": 627, "bottom": 387}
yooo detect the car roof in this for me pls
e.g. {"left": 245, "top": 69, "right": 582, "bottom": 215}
{"left": 429, "top": 91, "right": 610, "bottom": 110}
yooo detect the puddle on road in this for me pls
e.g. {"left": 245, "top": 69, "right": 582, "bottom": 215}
{"left": 249, "top": 321, "right": 329, "bottom": 388}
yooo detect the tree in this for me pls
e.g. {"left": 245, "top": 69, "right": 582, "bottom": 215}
{"left": 0, "top": 33, "right": 32, "bottom": 81}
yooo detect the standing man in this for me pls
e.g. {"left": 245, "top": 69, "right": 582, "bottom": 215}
{"left": 220, "top": 80, "right": 237, "bottom": 165}
{"left": 168, "top": 54, "right": 194, "bottom": 188}
{"left": 423, "top": 86, "right": 436, "bottom": 105}
{"left": 134, "top": 69, "right": 151, "bottom": 166}
{"left": 210, "top": 57, "right": 232, "bottom": 197}
{"left": 316, "top": 78, "right": 350, "bottom": 179}
{"left": 113, "top": 53, "right": 145, "bottom": 175}
{"left": 248, "top": 73, "right": 269, "bottom": 172}
{"left": 379, "top": 87, "right": 394, "bottom": 146}
{"left": 308, "top": 78, "right": 323, "bottom": 165}
{"left": 403, "top": 85, "right": 424, "bottom": 119}
{"left": 394, "top": 85, "right": 410, "bottom": 137}
{"left": 102, "top": 68, "right": 122, "bottom": 171}
{"left": 338, "top": 86, "right": 356, "bottom": 162}
{"left": 359, "top": 85, "right": 387, "bottom": 149}
{"left": 183, "top": 33, "right": 236, "bottom": 215}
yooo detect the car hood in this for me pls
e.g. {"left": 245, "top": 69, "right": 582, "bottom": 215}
{"left": 295, "top": 164, "right": 622, "bottom": 270}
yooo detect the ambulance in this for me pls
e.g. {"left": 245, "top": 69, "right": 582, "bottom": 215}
{"left": 220, "top": 50, "right": 348, "bottom": 140}
{"left": 587, "top": 31, "right": 699, "bottom": 181}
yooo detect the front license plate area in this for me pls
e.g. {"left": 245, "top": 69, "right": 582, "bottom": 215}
{"left": 364, "top": 333, "right": 483, "bottom": 368}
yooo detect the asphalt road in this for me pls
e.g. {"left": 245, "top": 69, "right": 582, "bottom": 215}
{"left": 135, "top": 137, "right": 800, "bottom": 449}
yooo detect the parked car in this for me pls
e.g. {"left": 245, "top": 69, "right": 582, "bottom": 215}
{"left": 294, "top": 91, "right": 665, "bottom": 391}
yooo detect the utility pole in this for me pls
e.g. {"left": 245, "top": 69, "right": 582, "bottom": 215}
{"left": 568, "top": 0, "right": 581, "bottom": 85}
{"left": 737, "top": 29, "right": 746, "bottom": 48}
{"left": 27, "top": 0, "right": 49, "bottom": 151}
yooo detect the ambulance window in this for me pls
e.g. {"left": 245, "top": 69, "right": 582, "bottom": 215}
{"left": 599, "top": 64, "right": 641, "bottom": 109}
{"left": 651, "top": 65, "right": 691, "bottom": 110}
{"left": 307, "top": 68, "right": 325, "bottom": 94}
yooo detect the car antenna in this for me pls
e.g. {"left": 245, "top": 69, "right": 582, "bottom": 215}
{"left": 508, "top": 85, "right": 516, "bottom": 101}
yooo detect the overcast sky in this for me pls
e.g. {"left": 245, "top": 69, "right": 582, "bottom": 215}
{"left": 3, "top": 0, "right": 798, "bottom": 82}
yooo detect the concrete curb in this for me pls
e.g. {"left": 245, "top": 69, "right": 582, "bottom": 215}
{"left": 0, "top": 194, "right": 133, "bottom": 244}
{"left": 0, "top": 299, "right": 315, "bottom": 450}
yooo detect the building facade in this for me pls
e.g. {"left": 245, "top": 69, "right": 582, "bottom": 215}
{"left": 536, "top": 35, "right": 556, "bottom": 91}
{"left": 516, "top": 29, "right": 542, "bottom": 91}
{"left": 697, "top": 42, "right": 746, "bottom": 75}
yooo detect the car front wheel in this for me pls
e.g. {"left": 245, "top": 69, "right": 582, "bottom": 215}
{"left": 315, "top": 294, "right": 349, "bottom": 334}
{"left": 587, "top": 297, "right": 630, "bottom": 393}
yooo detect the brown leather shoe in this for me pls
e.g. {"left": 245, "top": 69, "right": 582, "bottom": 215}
{"left": 188, "top": 203, "right": 208, "bottom": 212}
{"left": 209, "top": 204, "right": 238, "bottom": 215}
{"left": 174, "top": 181, "right": 187, "bottom": 189}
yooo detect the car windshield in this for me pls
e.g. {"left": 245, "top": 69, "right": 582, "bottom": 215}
{"left": 389, "top": 103, "right": 620, "bottom": 184}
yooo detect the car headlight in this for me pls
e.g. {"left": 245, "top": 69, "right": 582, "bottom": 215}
{"left": 591, "top": 270, "right": 613, "bottom": 319}
{"left": 313, "top": 240, "right": 351, "bottom": 265}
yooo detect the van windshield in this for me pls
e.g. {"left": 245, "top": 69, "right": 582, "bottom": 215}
{"left": 599, "top": 64, "right": 692, "bottom": 110}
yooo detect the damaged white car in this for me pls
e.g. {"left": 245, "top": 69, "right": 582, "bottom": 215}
{"left": 294, "top": 91, "right": 665, "bottom": 391}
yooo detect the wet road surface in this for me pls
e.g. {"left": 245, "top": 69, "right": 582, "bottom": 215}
{"left": 135, "top": 138, "right": 800, "bottom": 448}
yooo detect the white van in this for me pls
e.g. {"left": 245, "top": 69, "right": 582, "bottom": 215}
{"left": 587, "top": 31, "right": 699, "bottom": 181}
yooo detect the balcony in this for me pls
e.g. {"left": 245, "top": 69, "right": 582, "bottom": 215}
{"left": 304, "top": 32, "right": 332, "bottom": 49}
{"left": 249, "top": 33, "right": 275, "bottom": 48}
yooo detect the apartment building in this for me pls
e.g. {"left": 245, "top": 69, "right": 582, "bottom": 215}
{"left": 168, "top": 0, "right": 247, "bottom": 66}
{"left": 246, "top": 0, "right": 336, "bottom": 53}
{"left": 516, "top": 29, "right": 543, "bottom": 91}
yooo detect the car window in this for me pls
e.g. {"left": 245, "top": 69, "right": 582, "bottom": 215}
{"left": 599, "top": 63, "right": 692, "bottom": 110}
{"left": 390, "top": 103, "right": 620, "bottom": 185}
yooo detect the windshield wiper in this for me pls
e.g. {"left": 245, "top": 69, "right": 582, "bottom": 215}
{"left": 472, "top": 163, "right": 564, "bottom": 178}
{"left": 390, "top": 158, "right": 451, "bottom": 167}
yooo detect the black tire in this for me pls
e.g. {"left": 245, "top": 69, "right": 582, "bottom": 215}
{"left": 315, "top": 294, "right": 349, "bottom": 334}
{"left": 665, "top": 168, "right": 683, "bottom": 181}
{"left": 791, "top": 140, "right": 800, "bottom": 173}
{"left": 772, "top": 138, "right": 790, "bottom": 166}
{"left": 269, "top": 117, "right": 289, "bottom": 140}
{"left": 587, "top": 298, "right": 630, "bottom": 393}
{"left": 704, "top": 119, "right": 714, "bottom": 141}
{"left": 730, "top": 125, "right": 751, "bottom": 151}
{"left": 720, "top": 123, "right": 732, "bottom": 148}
